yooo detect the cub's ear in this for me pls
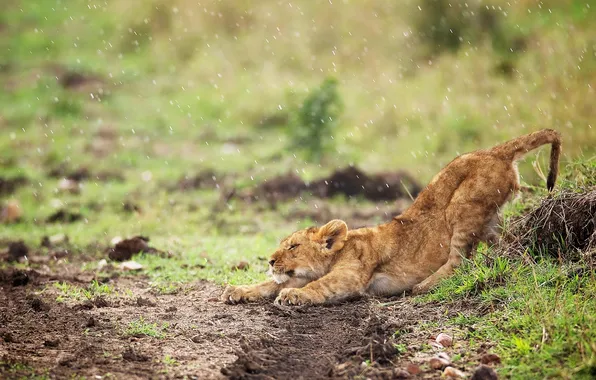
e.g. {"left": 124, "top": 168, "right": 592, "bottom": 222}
{"left": 314, "top": 219, "right": 348, "bottom": 252}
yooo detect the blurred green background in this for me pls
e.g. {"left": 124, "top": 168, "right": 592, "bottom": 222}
{"left": 1, "top": 0, "right": 595, "bottom": 247}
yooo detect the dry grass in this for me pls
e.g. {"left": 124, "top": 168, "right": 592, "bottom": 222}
{"left": 499, "top": 188, "right": 596, "bottom": 264}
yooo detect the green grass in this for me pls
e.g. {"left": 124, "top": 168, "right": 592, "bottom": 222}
{"left": 52, "top": 280, "right": 115, "bottom": 303}
{"left": 123, "top": 317, "right": 169, "bottom": 339}
{"left": 417, "top": 248, "right": 596, "bottom": 379}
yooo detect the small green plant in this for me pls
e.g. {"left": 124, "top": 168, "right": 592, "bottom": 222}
{"left": 54, "top": 280, "right": 114, "bottom": 302}
{"left": 290, "top": 77, "right": 343, "bottom": 161}
{"left": 393, "top": 343, "right": 408, "bottom": 355}
{"left": 124, "top": 317, "right": 168, "bottom": 338}
{"left": 162, "top": 355, "right": 179, "bottom": 366}
{"left": 151, "top": 282, "right": 180, "bottom": 295}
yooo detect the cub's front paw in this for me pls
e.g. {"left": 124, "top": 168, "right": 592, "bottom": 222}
{"left": 221, "top": 285, "right": 262, "bottom": 304}
{"left": 274, "top": 288, "right": 318, "bottom": 306}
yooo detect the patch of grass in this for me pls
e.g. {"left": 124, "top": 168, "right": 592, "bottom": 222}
{"left": 417, "top": 252, "right": 596, "bottom": 379}
{"left": 124, "top": 317, "right": 168, "bottom": 339}
{"left": 162, "top": 355, "right": 179, "bottom": 366}
{"left": 150, "top": 282, "right": 180, "bottom": 295}
{"left": 53, "top": 280, "right": 115, "bottom": 303}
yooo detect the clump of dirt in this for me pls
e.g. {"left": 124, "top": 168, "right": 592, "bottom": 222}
{"left": 6, "top": 240, "right": 29, "bottom": 262}
{"left": 59, "top": 71, "right": 103, "bottom": 90}
{"left": 240, "top": 166, "right": 421, "bottom": 204}
{"left": 46, "top": 209, "right": 83, "bottom": 224}
{"left": 27, "top": 296, "right": 50, "bottom": 312}
{"left": 136, "top": 297, "right": 157, "bottom": 307}
{"left": 0, "top": 175, "right": 28, "bottom": 195}
{"left": 320, "top": 166, "right": 421, "bottom": 201}
{"left": 0, "top": 269, "right": 38, "bottom": 287}
{"left": 106, "top": 236, "right": 164, "bottom": 262}
{"left": 499, "top": 189, "right": 596, "bottom": 263}
{"left": 122, "top": 346, "right": 150, "bottom": 362}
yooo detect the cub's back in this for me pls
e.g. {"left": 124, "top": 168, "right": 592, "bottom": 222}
{"left": 404, "top": 150, "right": 513, "bottom": 217}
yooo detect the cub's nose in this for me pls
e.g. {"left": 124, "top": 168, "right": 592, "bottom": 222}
{"left": 268, "top": 259, "right": 276, "bottom": 266}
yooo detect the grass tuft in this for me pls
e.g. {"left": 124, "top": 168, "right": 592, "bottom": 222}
{"left": 124, "top": 317, "right": 168, "bottom": 339}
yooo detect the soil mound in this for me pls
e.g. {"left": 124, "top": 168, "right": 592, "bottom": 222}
{"left": 499, "top": 188, "right": 596, "bottom": 263}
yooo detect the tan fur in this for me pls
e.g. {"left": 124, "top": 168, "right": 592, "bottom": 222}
{"left": 221, "top": 129, "right": 562, "bottom": 305}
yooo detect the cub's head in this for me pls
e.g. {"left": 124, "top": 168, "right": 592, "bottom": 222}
{"left": 268, "top": 219, "right": 348, "bottom": 284}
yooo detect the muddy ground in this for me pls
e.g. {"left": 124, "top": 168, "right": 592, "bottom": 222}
{"left": 0, "top": 264, "right": 497, "bottom": 380}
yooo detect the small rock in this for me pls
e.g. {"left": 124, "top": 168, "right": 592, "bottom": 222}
{"left": 471, "top": 365, "right": 499, "bottom": 380}
{"left": 191, "top": 334, "right": 203, "bottom": 343}
{"left": 97, "top": 259, "right": 109, "bottom": 271}
{"left": 430, "top": 356, "right": 450, "bottom": 370}
{"left": 110, "top": 236, "right": 123, "bottom": 245}
{"left": 443, "top": 366, "right": 466, "bottom": 378}
{"left": 207, "top": 297, "right": 219, "bottom": 302}
{"left": 119, "top": 261, "right": 143, "bottom": 271}
{"left": 45, "top": 233, "right": 68, "bottom": 246}
{"left": 1, "top": 199, "right": 22, "bottom": 223}
{"left": 58, "top": 178, "right": 81, "bottom": 194}
{"left": 406, "top": 363, "right": 421, "bottom": 375}
{"left": 436, "top": 333, "right": 453, "bottom": 347}
{"left": 393, "top": 368, "right": 411, "bottom": 378}
{"left": 231, "top": 260, "right": 250, "bottom": 271}
{"left": 480, "top": 353, "right": 501, "bottom": 365}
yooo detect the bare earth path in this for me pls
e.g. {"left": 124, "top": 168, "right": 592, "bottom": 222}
{"left": 1, "top": 269, "right": 486, "bottom": 379}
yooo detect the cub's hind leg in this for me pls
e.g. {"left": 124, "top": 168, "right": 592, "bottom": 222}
{"left": 411, "top": 228, "right": 476, "bottom": 295}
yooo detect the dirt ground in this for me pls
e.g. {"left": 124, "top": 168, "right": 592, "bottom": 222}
{"left": 0, "top": 264, "right": 496, "bottom": 380}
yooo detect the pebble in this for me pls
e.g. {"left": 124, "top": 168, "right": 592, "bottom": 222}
{"left": 443, "top": 366, "right": 466, "bottom": 378}
{"left": 480, "top": 353, "right": 501, "bottom": 365}
{"left": 406, "top": 363, "right": 421, "bottom": 375}
{"left": 119, "top": 261, "right": 143, "bottom": 271}
{"left": 430, "top": 356, "right": 450, "bottom": 370}
{"left": 393, "top": 368, "right": 411, "bottom": 378}
{"left": 436, "top": 333, "right": 453, "bottom": 347}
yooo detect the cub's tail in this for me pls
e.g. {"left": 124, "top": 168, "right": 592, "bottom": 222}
{"left": 491, "top": 129, "right": 561, "bottom": 191}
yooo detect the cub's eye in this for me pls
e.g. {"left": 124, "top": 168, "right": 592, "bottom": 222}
{"left": 288, "top": 244, "right": 300, "bottom": 251}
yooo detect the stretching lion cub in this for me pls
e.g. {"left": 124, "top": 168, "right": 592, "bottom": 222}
{"left": 222, "top": 129, "right": 561, "bottom": 305}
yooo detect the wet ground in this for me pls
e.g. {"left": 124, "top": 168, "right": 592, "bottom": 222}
{"left": 0, "top": 264, "right": 497, "bottom": 379}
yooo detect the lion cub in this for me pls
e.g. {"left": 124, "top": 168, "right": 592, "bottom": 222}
{"left": 222, "top": 129, "right": 561, "bottom": 305}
